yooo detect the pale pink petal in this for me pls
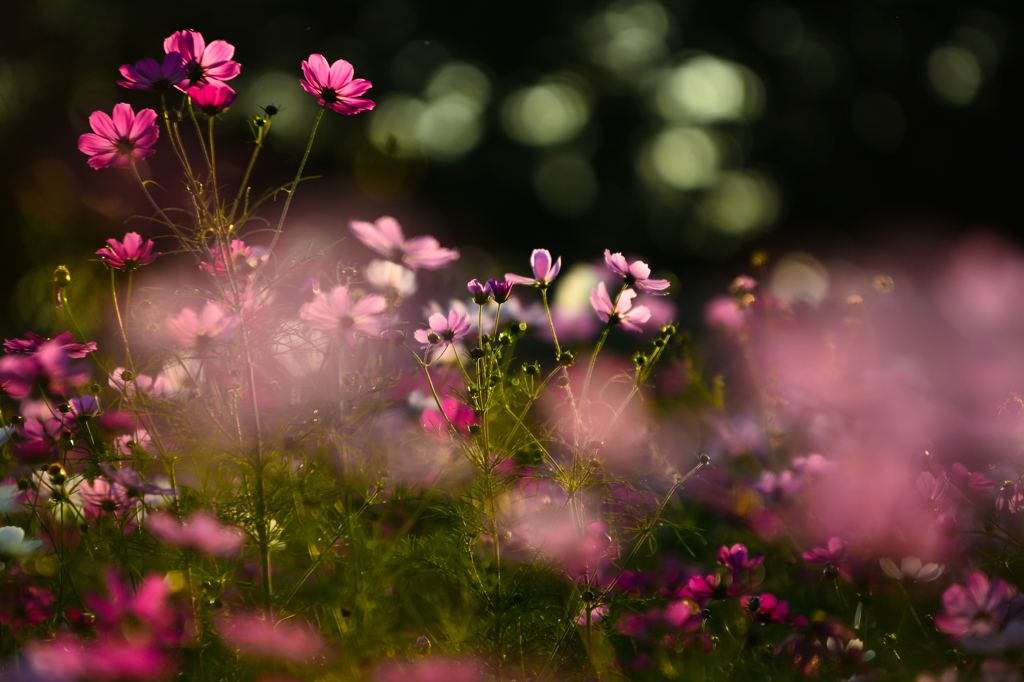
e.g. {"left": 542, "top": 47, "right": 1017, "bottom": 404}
{"left": 201, "top": 40, "right": 235, "bottom": 66}
{"left": 79, "top": 133, "right": 113, "bottom": 155}
{"left": 505, "top": 273, "right": 536, "bottom": 285}
{"left": 616, "top": 287, "right": 638, "bottom": 313}
{"left": 531, "top": 249, "right": 552, "bottom": 281}
{"left": 375, "top": 216, "right": 406, "bottom": 248}
{"left": 604, "top": 250, "right": 629, "bottom": 276}
{"left": 349, "top": 220, "right": 396, "bottom": 257}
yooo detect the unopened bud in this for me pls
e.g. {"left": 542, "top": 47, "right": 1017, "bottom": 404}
{"left": 557, "top": 350, "right": 574, "bottom": 367}
{"left": 469, "top": 347, "right": 486, "bottom": 360}
{"left": 53, "top": 266, "right": 71, "bottom": 288}
{"left": 427, "top": 332, "right": 441, "bottom": 345}
{"left": 48, "top": 463, "right": 66, "bottom": 485}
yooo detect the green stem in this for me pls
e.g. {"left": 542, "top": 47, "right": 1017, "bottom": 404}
{"left": 260, "top": 107, "right": 325, "bottom": 273}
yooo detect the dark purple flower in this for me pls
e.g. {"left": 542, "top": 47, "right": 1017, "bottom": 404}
{"left": 4, "top": 331, "right": 96, "bottom": 358}
{"left": 300, "top": 53, "right": 374, "bottom": 115}
{"left": 164, "top": 29, "right": 240, "bottom": 90}
{"left": 97, "top": 232, "right": 161, "bottom": 271}
{"left": 487, "top": 277, "right": 514, "bottom": 304}
{"left": 506, "top": 249, "right": 561, "bottom": 287}
{"left": 935, "top": 571, "right": 1018, "bottom": 642}
{"left": 117, "top": 53, "right": 188, "bottom": 92}
{"left": 98, "top": 463, "right": 175, "bottom": 498}
{"left": 996, "top": 481, "right": 1023, "bottom": 515}
{"left": 349, "top": 216, "right": 459, "bottom": 270}
{"left": 604, "top": 250, "right": 671, "bottom": 295}
{"left": 188, "top": 81, "right": 237, "bottom": 116}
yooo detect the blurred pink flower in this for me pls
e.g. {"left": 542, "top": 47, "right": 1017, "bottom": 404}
{"left": 4, "top": 330, "right": 96, "bottom": 358}
{"left": 188, "top": 81, "right": 237, "bottom": 116}
{"left": 506, "top": 248, "right": 561, "bottom": 286}
{"left": 97, "top": 232, "right": 160, "bottom": 271}
{"left": 421, "top": 397, "right": 477, "bottom": 434}
{"left": 300, "top": 285, "right": 387, "bottom": 344}
{"left": 604, "top": 250, "right": 670, "bottom": 295}
{"left": 0, "top": 569, "right": 53, "bottom": 635}
{"left": 0, "top": 339, "right": 91, "bottom": 399}
{"left": 373, "top": 657, "right": 486, "bottom": 682}
{"left": 78, "top": 103, "right": 159, "bottom": 170}
{"left": 118, "top": 53, "right": 188, "bottom": 92}
{"left": 24, "top": 632, "right": 178, "bottom": 682}
{"left": 79, "top": 477, "right": 136, "bottom": 520}
{"left": 591, "top": 283, "right": 650, "bottom": 332}
{"left": 717, "top": 543, "right": 764, "bottom": 574}
{"left": 349, "top": 216, "right": 458, "bottom": 270}
{"left": 300, "top": 53, "right": 374, "bottom": 114}
{"left": 147, "top": 510, "right": 245, "bottom": 558}
{"left": 164, "top": 29, "right": 240, "bottom": 89}
{"left": 165, "top": 302, "right": 238, "bottom": 349}
{"left": 11, "top": 417, "right": 67, "bottom": 464}
{"left": 935, "top": 571, "right": 1018, "bottom": 641}
{"left": 199, "top": 239, "right": 267, "bottom": 276}
{"left": 85, "top": 569, "right": 191, "bottom": 647}
{"left": 804, "top": 537, "right": 846, "bottom": 564}
{"left": 214, "top": 611, "right": 327, "bottom": 664}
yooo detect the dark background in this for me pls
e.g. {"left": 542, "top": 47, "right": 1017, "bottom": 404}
{"left": 0, "top": 0, "right": 1020, "bottom": 340}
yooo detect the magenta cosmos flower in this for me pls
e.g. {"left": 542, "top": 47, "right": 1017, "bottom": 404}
{"left": 349, "top": 216, "right": 459, "bottom": 270}
{"left": 147, "top": 510, "right": 245, "bottom": 558}
{"left": 300, "top": 285, "right": 388, "bottom": 344}
{"left": 604, "top": 250, "right": 670, "bottom": 295}
{"left": 165, "top": 302, "right": 239, "bottom": 349}
{"left": 188, "top": 81, "right": 237, "bottom": 116}
{"left": 78, "top": 103, "right": 159, "bottom": 170}
{"left": 97, "top": 232, "right": 160, "bottom": 271}
{"left": 590, "top": 282, "right": 650, "bottom": 332}
{"left": 4, "top": 330, "right": 95, "bottom": 358}
{"left": 414, "top": 310, "right": 473, "bottom": 348}
{"left": 164, "top": 29, "right": 241, "bottom": 90}
{"left": 300, "top": 53, "right": 374, "bottom": 114}
{"left": 117, "top": 53, "right": 188, "bottom": 92}
{"left": 935, "top": 571, "right": 1018, "bottom": 641}
{"left": 506, "top": 249, "right": 561, "bottom": 287}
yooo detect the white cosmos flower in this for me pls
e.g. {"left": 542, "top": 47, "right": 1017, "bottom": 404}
{"left": 366, "top": 259, "right": 417, "bottom": 297}
{"left": 0, "top": 483, "right": 22, "bottom": 514}
{"left": 0, "top": 526, "right": 42, "bottom": 559}
{"left": 880, "top": 556, "right": 945, "bottom": 583}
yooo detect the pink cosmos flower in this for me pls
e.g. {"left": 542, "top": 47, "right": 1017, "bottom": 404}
{"left": 349, "top": 216, "right": 459, "bottom": 270}
{"left": 804, "top": 537, "right": 846, "bottom": 564}
{"left": 147, "top": 510, "right": 245, "bottom": 558}
{"left": 468, "top": 279, "right": 491, "bottom": 304}
{"left": 214, "top": 611, "right": 327, "bottom": 664}
{"left": 506, "top": 249, "right": 562, "bottom": 286}
{"left": 604, "top": 250, "right": 671, "bottom": 295}
{"left": 199, "top": 239, "right": 268, "bottom": 276}
{"left": 741, "top": 593, "right": 791, "bottom": 624}
{"left": 188, "top": 81, "right": 237, "bottom": 116}
{"left": 12, "top": 417, "right": 67, "bottom": 464}
{"left": 78, "top": 103, "right": 159, "bottom": 169}
{"left": 85, "top": 569, "right": 191, "bottom": 647}
{"left": 0, "top": 339, "right": 91, "bottom": 398}
{"left": 164, "top": 29, "right": 241, "bottom": 90}
{"left": 24, "top": 633, "right": 179, "bottom": 682}
{"left": 487, "top": 277, "right": 514, "bottom": 303}
{"left": 0, "top": 569, "right": 53, "bottom": 635}
{"left": 421, "top": 397, "right": 478, "bottom": 434}
{"left": 117, "top": 53, "right": 188, "bottom": 92}
{"left": 935, "top": 571, "right": 1018, "bottom": 641}
{"left": 165, "top": 302, "right": 239, "bottom": 349}
{"left": 4, "top": 330, "right": 96, "bottom": 357}
{"left": 590, "top": 282, "right": 650, "bottom": 332}
{"left": 300, "top": 285, "right": 388, "bottom": 344}
{"left": 300, "top": 53, "right": 374, "bottom": 114}
{"left": 413, "top": 310, "right": 473, "bottom": 348}
{"left": 79, "top": 477, "right": 136, "bottom": 520}
{"left": 97, "top": 232, "right": 160, "bottom": 271}
{"left": 717, "top": 543, "right": 764, "bottom": 574}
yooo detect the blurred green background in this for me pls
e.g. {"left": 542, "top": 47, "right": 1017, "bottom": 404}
{"left": 0, "top": 0, "right": 1020, "bottom": 340}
